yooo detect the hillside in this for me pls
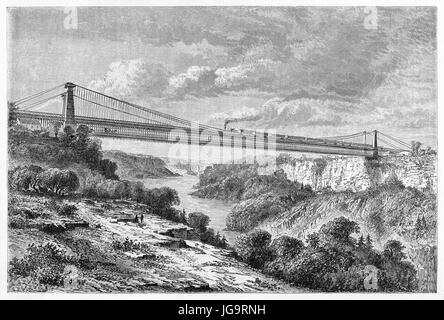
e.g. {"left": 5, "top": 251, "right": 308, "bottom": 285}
{"left": 8, "top": 192, "right": 299, "bottom": 293}
{"left": 103, "top": 150, "right": 179, "bottom": 179}
{"left": 193, "top": 162, "right": 437, "bottom": 291}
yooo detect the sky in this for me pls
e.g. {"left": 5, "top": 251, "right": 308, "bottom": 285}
{"left": 7, "top": 7, "right": 437, "bottom": 147}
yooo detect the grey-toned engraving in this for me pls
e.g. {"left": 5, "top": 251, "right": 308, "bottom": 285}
{"left": 7, "top": 7, "right": 437, "bottom": 293}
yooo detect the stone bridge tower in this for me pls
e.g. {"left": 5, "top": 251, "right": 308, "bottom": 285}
{"left": 64, "top": 82, "right": 76, "bottom": 127}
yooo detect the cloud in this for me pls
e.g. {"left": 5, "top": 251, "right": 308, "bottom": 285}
{"left": 81, "top": 7, "right": 435, "bottom": 137}
{"left": 89, "top": 59, "right": 171, "bottom": 99}
{"left": 167, "top": 66, "right": 218, "bottom": 98}
{"left": 215, "top": 59, "right": 281, "bottom": 92}
{"left": 210, "top": 106, "right": 261, "bottom": 122}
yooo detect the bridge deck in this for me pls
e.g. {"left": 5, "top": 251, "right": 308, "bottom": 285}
{"left": 17, "top": 110, "right": 378, "bottom": 158}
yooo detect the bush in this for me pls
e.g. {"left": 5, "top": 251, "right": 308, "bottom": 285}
{"left": 9, "top": 242, "right": 74, "bottom": 287}
{"left": 200, "top": 228, "right": 228, "bottom": 248}
{"left": 9, "top": 123, "right": 119, "bottom": 181}
{"left": 112, "top": 238, "right": 148, "bottom": 252}
{"left": 36, "top": 168, "right": 80, "bottom": 195}
{"left": 188, "top": 212, "right": 210, "bottom": 233}
{"left": 234, "top": 230, "right": 273, "bottom": 269}
{"left": 9, "top": 165, "right": 43, "bottom": 191}
{"left": 235, "top": 217, "right": 419, "bottom": 292}
{"left": 58, "top": 204, "right": 78, "bottom": 216}
{"left": 270, "top": 236, "right": 304, "bottom": 258}
{"left": 9, "top": 215, "right": 29, "bottom": 229}
{"left": 9, "top": 166, "right": 80, "bottom": 196}
{"left": 185, "top": 212, "right": 228, "bottom": 248}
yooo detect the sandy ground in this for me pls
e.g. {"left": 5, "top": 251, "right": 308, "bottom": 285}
{"left": 8, "top": 194, "right": 305, "bottom": 293}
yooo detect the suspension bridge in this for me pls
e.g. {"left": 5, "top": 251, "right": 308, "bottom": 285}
{"left": 11, "top": 82, "right": 412, "bottom": 159}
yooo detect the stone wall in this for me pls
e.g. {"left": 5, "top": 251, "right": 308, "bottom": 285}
{"left": 259, "top": 154, "right": 437, "bottom": 192}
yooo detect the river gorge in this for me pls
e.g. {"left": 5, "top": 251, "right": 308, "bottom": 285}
{"left": 141, "top": 175, "right": 241, "bottom": 245}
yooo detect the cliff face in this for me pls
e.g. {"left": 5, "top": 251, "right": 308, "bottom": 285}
{"left": 259, "top": 154, "right": 437, "bottom": 193}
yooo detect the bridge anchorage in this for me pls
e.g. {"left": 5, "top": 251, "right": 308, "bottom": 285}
{"left": 12, "top": 82, "right": 412, "bottom": 159}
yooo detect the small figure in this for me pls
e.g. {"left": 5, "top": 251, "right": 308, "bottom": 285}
{"left": 134, "top": 214, "right": 139, "bottom": 223}
{"left": 140, "top": 213, "right": 144, "bottom": 223}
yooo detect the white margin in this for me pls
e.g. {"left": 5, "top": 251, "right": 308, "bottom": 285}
{"left": 0, "top": 0, "right": 442, "bottom": 300}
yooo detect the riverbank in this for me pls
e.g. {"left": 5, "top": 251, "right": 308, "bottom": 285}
{"left": 140, "top": 175, "right": 240, "bottom": 244}
{"left": 8, "top": 191, "right": 302, "bottom": 293}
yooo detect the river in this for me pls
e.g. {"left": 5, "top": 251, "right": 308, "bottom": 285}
{"left": 142, "top": 175, "right": 241, "bottom": 244}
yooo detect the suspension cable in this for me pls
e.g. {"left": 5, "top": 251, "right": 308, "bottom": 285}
{"left": 319, "top": 131, "right": 365, "bottom": 140}
{"left": 18, "top": 92, "right": 65, "bottom": 111}
{"left": 75, "top": 84, "right": 223, "bottom": 133}
{"left": 73, "top": 94, "right": 168, "bottom": 126}
{"left": 13, "top": 84, "right": 66, "bottom": 105}
{"left": 377, "top": 137, "right": 409, "bottom": 152}
{"left": 378, "top": 131, "right": 411, "bottom": 149}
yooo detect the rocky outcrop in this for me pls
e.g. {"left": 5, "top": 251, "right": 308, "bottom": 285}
{"left": 259, "top": 154, "right": 437, "bottom": 192}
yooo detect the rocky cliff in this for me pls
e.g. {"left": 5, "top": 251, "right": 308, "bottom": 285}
{"left": 259, "top": 154, "right": 437, "bottom": 193}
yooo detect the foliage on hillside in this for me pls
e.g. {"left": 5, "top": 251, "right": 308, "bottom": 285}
{"left": 255, "top": 178, "right": 437, "bottom": 292}
{"left": 103, "top": 150, "right": 179, "bottom": 179}
{"left": 192, "top": 164, "right": 259, "bottom": 201}
{"left": 262, "top": 181, "right": 436, "bottom": 249}
{"left": 187, "top": 212, "right": 228, "bottom": 248}
{"left": 9, "top": 165, "right": 79, "bottom": 196}
{"left": 235, "top": 217, "right": 418, "bottom": 292}
{"left": 78, "top": 172, "right": 185, "bottom": 224}
{"left": 7, "top": 123, "right": 191, "bottom": 225}
{"left": 9, "top": 124, "right": 118, "bottom": 180}
{"left": 193, "top": 164, "right": 313, "bottom": 231}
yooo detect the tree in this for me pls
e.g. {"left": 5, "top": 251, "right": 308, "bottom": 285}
{"left": 270, "top": 235, "right": 305, "bottom": 258}
{"left": 52, "top": 122, "right": 63, "bottom": 138}
{"left": 188, "top": 212, "right": 210, "bottom": 233}
{"left": 115, "top": 180, "right": 132, "bottom": 199}
{"left": 318, "top": 216, "right": 360, "bottom": 246}
{"left": 35, "top": 168, "right": 79, "bottom": 195}
{"left": 60, "top": 126, "right": 76, "bottom": 146}
{"left": 58, "top": 170, "right": 80, "bottom": 195}
{"left": 366, "top": 234, "right": 373, "bottom": 250}
{"left": 234, "top": 229, "right": 273, "bottom": 269}
{"left": 383, "top": 240, "right": 406, "bottom": 262}
{"left": 99, "top": 159, "right": 119, "bottom": 180}
{"left": 306, "top": 233, "right": 320, "bottom": 248}
{"left": 8, "top": 101, "right": 18, "bottom": 127}
{"left": 411, "top": 141, "right": 422, "bottom": 155}
{"left": 9, "top": 165, "right": 43, "bottom": 191}
{"left": 36, "top": 168, "right": 61, "bottom": 194}
{"left": 130, "top": 181, "right": 146, "bottom": 203}
{"left": 357, "top": 234, "right": 365, "bottom": 249}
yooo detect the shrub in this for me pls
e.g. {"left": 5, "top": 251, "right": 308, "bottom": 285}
{"left": 382, "top": 173, "right": 405, "bottom": 190}
{"left": 318, "top": 216, "right": 360, "bottom": 247}
{"left": 36, "top": 168, "right": 79, "bottom": 195}
{"left": 200, "top": 228, "right": 228, "bottom": 248}
{"left": 270, "top": 236, "right": 304, "bottom": 258}
{"left": 322, "top": 264, "right": 367, "bottom": 292}
{"left": 98, "top": 159, "right": 119, "bottom": 180}
{"left": 9, "top": 122, "right": 119, "bottom": 181}
{"left": 237, "top": 217, "right": 420, "bottom": 292}
{"left": 9, "top": 242, "right": 74, "bottom": 287}
{"left": 112, "top": 238, "right": 148, "bottom": 252}
{"left": 234, "top": 230, "right": 273, "bottom": 269}
{"left": 188, "top": 212, "right": 210, "bottom": 233}
{"left": 58, "top": 204, "right": 78, "bottom": 216}
{"left": 9, "top": 165, "right": 43, "bottom": 191}
{"left": 9, "top": 215, "right": 29, "bottom": 229}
